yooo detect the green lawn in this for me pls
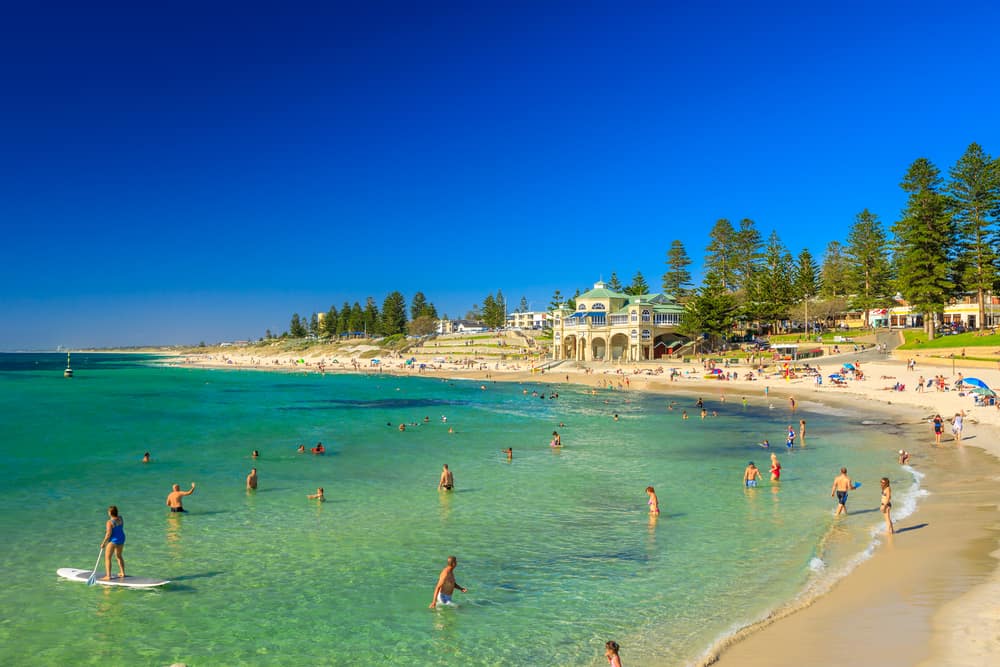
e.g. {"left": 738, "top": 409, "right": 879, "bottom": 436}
{"left": 766, "top": 331, "right": 871, "bottom": 344}
{"left": 898, "top": 330, "right": 1000, "bottom": 350}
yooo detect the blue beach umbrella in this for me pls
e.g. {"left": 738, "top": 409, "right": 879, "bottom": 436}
{"left": 842, "top": 363, "right": 856, "bottom": 370}
{"left": 828, "top": 373, "right": 845, "bottom": 380}
{"left": 962, "top": 377, "right": 989, "bottom": 390}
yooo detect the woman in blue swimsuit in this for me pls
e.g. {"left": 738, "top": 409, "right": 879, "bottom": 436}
{"left": 100, "top": 505, "right": 126, "bottom": 580}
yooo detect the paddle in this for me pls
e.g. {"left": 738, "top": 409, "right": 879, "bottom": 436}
{"left": 86, "top": 547, "right": 104, "bottom": 586}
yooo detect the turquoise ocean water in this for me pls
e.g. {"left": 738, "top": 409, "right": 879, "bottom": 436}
{"left": 0, "top": 354, "right": 920, "bottom": 666}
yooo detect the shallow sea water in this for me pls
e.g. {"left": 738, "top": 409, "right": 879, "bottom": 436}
{"left": 0, "top": 354, "right": 918, "bottom": 666}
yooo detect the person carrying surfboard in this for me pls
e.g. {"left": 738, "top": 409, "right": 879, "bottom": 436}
{"left": 166, "top": 482, "right": 195, "bottom": 512}
{"left": 99, "top": 505, "right": 125, "bottom": 580}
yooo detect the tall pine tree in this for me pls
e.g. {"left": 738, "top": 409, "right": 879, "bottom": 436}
{"left": 704, "top": 219, "right": 738, "bottom": 291}
{"left": 793, "top": 248, "right": 820, "bottom": 333}
{"left": 845, "top": 209, "right": 893, "bottom": 326}
{"left": 733, "top": 218, "right": 763, "bottom": 294}
{"left": 680, "top": 270, "right": 738, "bottom": 346}
{"left": 820, "top": 241, "right": 850, "bottom": 298}
{"left": 625, "top": 271, "right": 650, "bottom": 296}
{"left": 749, "top": 231, "right": 794, "bottom": 331}
{"left": 662, "top": 240, "right": 692, "bottom": 299}
{"left": 607, "top": 272, "right": 624, "bottom": 292}
{"left": 948, "top": 142, "right": 1000, "bottom": 330}
{"left": 892, "top": 158, "right": 956, "bottom": 338}
{"left": 380, "top": 292, "right": 408, "bottom": 336}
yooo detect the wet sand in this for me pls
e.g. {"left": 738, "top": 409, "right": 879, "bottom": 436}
{"left": 710, "top": 426, "right": 1000, "bottom": 667}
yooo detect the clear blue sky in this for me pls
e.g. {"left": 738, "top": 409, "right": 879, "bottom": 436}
{"left": 2, "top": 1, "right": 998, "bottom": 348}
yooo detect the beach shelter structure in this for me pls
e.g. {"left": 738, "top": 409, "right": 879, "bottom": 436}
{"left": 962, "top": 377, "right": 990, "bottom": 390}
{"left": 551, "top": 281, "right": 685, "bottom": 363}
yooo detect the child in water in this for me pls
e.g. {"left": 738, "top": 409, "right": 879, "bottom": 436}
{"left": 605, "top": 640, "right": 623, "bottom": 667}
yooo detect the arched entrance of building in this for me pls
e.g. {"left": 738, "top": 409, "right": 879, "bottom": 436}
{"left": 610, "top": 333, "right": 628, "bottom": 361}
{"left": 591, "top": 337, "right": 606, "bottom": 361}
{"left": 562, "top": 335, "right": 577, "bottom": 361}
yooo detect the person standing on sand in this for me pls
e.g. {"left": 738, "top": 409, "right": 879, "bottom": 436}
{"left": 932, "top": 414, "right": 944, "bottom": 445}
{"left": 429, "top": 555, "right": 467, "bottom": 608}
{"left": 951, "top": 411, "right": 965, "bottom": 443}
{"left": 437, "top": 464, "right": 454, "bottom": 491}
{"left": 246, "top": 468, "right": 258, "bottom": 490}
{"left": 166, "top": 483, "right": 195, "bottom": 512}
{"left": 99, "top": 505, "right": 125, "bottom": 580}
{"left": 831, "top": 468, "right": 854, "bottom": 516}
{"left": 879, "top": 477, "right": 894, "bottom": 534}
{"left": 743, "top": 462, "right": 762, "bottom": 487}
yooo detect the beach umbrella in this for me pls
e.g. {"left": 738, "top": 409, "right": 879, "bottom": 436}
{"left": 962, "top": 377, "right": 989, "bottom": 390}
{"left": 828, "top": 373, "right": 845, "bottom": 380}
{"left": 971, "top": 386, "right": 995, "bottom": 396}
{"left": 842, "top": 363, "right": 856, "bottom": 370}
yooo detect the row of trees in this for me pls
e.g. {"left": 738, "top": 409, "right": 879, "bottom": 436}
{"left": 279, "top": 291, "right": 441, "bottom": 340}
{"left": 551, "top": 142, "right": 997, "bottom": 343}
{"left": 681, "top": 142, "right": 999, "bottom": 341}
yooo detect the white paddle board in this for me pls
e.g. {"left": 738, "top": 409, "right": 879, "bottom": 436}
{"left": 57, "top": 568, "right": 170, "bottom": 588}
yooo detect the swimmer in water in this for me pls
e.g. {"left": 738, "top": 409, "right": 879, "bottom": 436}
{"left": 605, "top": 641, "right": 622, "bottom": 667}
{"left": 645, "top": 486, "right": 660, "bottom": 514}
{"left": 682, "top": 410, "right": 688, "bottom": 420}
{"left": 437, "top": 464, "right": 454, "bottom": 491}
{"left": 550, "top": 431, "right": 562, "bottom": 447}
{"left": 743, "top": 462, "right": 762, "bottom": 487}
{"left": 307, "top": 487, "right": 325, "bottom": 501}
{"left": 502, "top": 447, "right": 513, "bottom": 461}
{"left": 251, "top": 450, "right": 259, "bottom": 459}
{"left": 758, "top": 439, "right": 770, "bottom": 449}
{"left": 769, "top": 453, "right": 781, "bottom": 481}
{"left": 141, "top": 452, "right": 150, "bottom": 463}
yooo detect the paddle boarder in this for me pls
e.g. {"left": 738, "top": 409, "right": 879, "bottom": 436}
{"left": 99, "top": 505, "right": 125, "bottom": 580}
{"left": 429, "top": 555, "right": 467, "bottom": 608}
{"left": 166, "top": 482, "right": 196, "bottom": 512}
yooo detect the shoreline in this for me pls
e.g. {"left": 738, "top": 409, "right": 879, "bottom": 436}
{"left": 159, "top": 349, "right": 1000, "bottom": 666}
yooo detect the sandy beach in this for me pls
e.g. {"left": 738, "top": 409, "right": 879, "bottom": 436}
{"left": 168, "top": 343, "right": 1000, "bottom": 666}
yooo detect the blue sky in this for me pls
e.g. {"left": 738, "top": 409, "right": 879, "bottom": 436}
{"left": 2, "top": 1, "right": 998, "bottom": 348}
